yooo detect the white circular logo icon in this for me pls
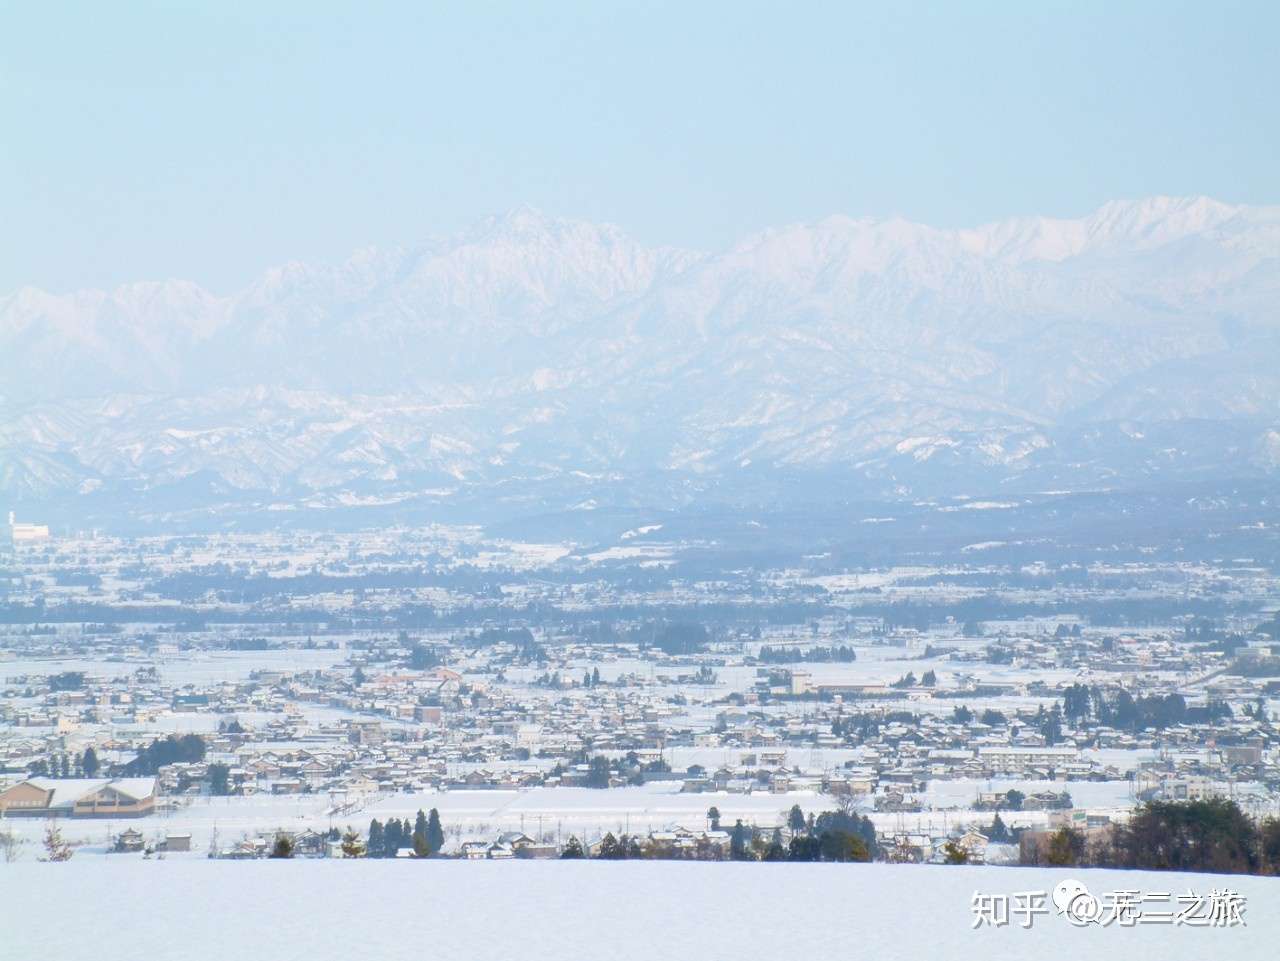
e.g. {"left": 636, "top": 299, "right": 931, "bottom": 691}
{"left": 1052, "top": 879, "right": 1100, "bottom": 925}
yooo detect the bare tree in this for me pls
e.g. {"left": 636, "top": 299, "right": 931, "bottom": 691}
{"left": 0, "top": 823, "right": 22, "bottom": 862}
{"left": 42, "top": 821, "right": 73, "bottom": 862}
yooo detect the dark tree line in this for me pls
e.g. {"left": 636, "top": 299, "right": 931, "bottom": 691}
{"left": 409, "top": 644, "right": 442, "bottom": 669}
{"left": 1060, "top": 683, "right": 1230, "bottom": 730}
{"left": 28, "top": 747, "right": 99, "bottom": 779}
{"left": 595, "top": 832, "right": 644, "bottom": 859}
{"left": 1109, "top": 799, "right": 1270, "bottom": 874}
{"left": 724, "top": 806, "right": 877, "bottom": 862}
{"left": 645, "top": 622, "right": 709, "bottom": 655}
{"left": 207, "top": 762, "right": 232, "bottom": 795}
{"left": 48, "top": 671, "right": 86, "bottom": 691}
{"left": 1024, "top": 799, "right": 1280, "bottom": 876}
{"left": 366, "top": 809, "right": 444, "bottom": 858}
{"left": 122, "top": 734, "right": 206, "bottom": 775}
{"left": 757, "top": 645, "right": 857, "bottom": 664}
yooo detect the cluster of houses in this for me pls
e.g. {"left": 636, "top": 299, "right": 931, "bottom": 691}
{"left": 5, "top": 633, "right": 1279, "bottom": 806}
{"left": 3, "top": 602, "right": 1280, "bottom": 860}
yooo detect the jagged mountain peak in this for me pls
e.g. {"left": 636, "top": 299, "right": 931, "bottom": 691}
{"left": 2, "top": 197, "right": 1277, "bottom": 511}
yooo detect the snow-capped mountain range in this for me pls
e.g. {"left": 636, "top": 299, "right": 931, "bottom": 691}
{"left": 3, "top": 196, "right": 1279, "bottom": 518}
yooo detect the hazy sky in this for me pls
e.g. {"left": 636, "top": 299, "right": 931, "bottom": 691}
{"left": 2, "top": 1, "right": 1277, "bottom": 294}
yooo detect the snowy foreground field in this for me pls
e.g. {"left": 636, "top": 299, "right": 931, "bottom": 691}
{"left": 2, "top": 861, "right": 1275, "bottom": 961}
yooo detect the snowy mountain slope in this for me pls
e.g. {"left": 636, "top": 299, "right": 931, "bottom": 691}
{"left": 2, "top": 197, "right": 1278, "bottom": 512}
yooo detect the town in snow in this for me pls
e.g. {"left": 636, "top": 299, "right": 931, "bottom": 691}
{"left": 3, "top": 506, "right": 1278, "bottom": 874}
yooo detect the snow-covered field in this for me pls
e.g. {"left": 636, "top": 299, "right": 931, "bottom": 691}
{"left": 0, "top": 785, "right": 836, "bottom": 857}
{"left": 6, "top": 779, "right": 1222, "bottom": 859}
{"left": 0, "top": 648, "right": 348, "bottom": 685}
{"left": 0, "top": 861, "right": 1272, "bottom": 960}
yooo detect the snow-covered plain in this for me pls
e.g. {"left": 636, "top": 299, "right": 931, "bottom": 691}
{"left": 1, "top": 861, "right": 1273, "bottom": 960}
{"left": 1, "top": 781, "right": 1180, "bottom": 860}
{"left": 0, "top": 785, "right": 833, "bottom": 858}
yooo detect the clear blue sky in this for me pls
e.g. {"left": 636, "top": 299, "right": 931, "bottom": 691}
{"left": 2, "top": 0, "right": 1277, "bottom": 294}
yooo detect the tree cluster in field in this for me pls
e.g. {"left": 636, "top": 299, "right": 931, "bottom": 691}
{"left": 985, "top": 812, "right": 1013, "bottom": 843}
{"left": 831, "top": 710, "right": 917, "bottom": 740}
{"left": 645, "top": 622, "right": 709, "bottom": 655}
{"left": 1021, "top": 799, "right": 1280, "bottom": 876}
{"left": 949, "top": 705, "right": 1009, "bottom": 727}
{"left": 48, "top": 671, "right": 86, "bottom": 691}
{"left": 889, "top": 669, "right": 937, "bottom": 688}
{"left": 122, "top": 734, "right": 207, "bottom": 775}
{"left": 269, "top": 833, "right": 294, "bottom": 859}
{"left": 762, "top": 808, "right": 876, "bottom": 863}
{"left": 559, "top": 836, "right": 586, "bottom": 858}
{"left": 466, "top": 627, "right": 545, "bottom": 661}
{"left": 585, "top": 755, "right": 613, "bottom": 788}
{"left": 1227, "top": 655, "right": 1280, "bottom": 678}
{"left": 538, "top": 665, "right": 627, "bottom": 689}
{"left": 1032, "top": 703, "right": 1064, "bottom": 744}
{"left": 690, "top": 664, "right": 717, "bottom": 684}
{"left": 833, "top": 683, "right": 1242, "bottom": 752}
{"left": 756, "top": 645, "right": 857, "bottom": 664}
{"left": 408, "top": 644, "right": 441, "bottom": 670}
{"left": 207, "top": 762, "right": 233, "bottom": 795}
{"left": 733, "top": 804, "right": 876, "bottom": 862}
{"left": 364, "top": 809, "right": 444, "bottom": 858}
{"left": 563, "top": 805, "right": 878, "bottom": 862}
{"left": 947, "top": 685, "right": 1236, "bottom": 747}
{"left": 28, "top": 746, "right": 100, "bottom": 779}
{"left": 593, "top": 833, "right": 644, "bottom": 859}
{"left": 550, "top": 751, "right": 671, "bottom": 789}
{"left": 1060, "top": 683, "right": 1237, "bottom": 729}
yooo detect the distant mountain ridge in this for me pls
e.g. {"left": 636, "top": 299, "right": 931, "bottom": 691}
{"left": 2, "top": 197, "right": 1278, "bottom": 517}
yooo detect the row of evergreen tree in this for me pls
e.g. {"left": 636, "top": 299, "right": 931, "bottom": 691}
{"left": 30, "top": 735, "right": 213, "bottom": 785}
{"left": 28, "top": 747, "right": 100, "bottom": 778}
{"left": 756, "top": 645, "right": 858, "bottom": 664}
{"left": 1060, "top": 683, "right": 1237, "bottom": 729}
{"left": 365, "top": 809, "right": 444, "bottom": 858}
